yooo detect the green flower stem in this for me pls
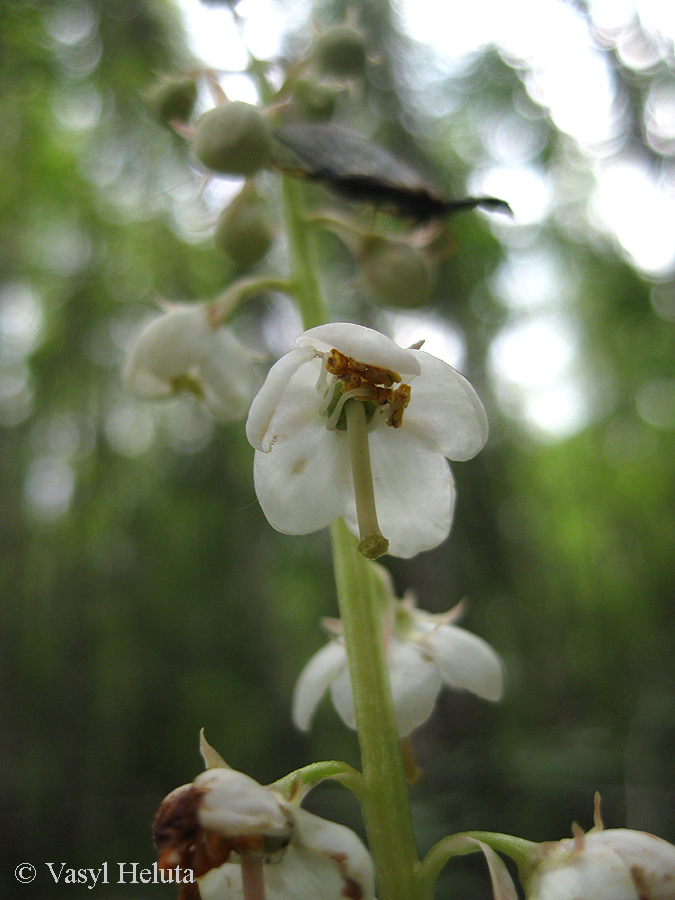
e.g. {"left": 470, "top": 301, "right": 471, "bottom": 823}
{"left": 344, "top": 399, "right": 389, "bottom": 560}
{"left": 271, "top": 760, "right": 367, "bottom": 804}
{"left": 419, "top": 830, "right": 540, "bottom": 892}
{"left": 210, "top": 275, "right": 295, "bottom": 325}
{"left": 280, "top": 176, "right": 329, "bottom": 330}
{"left": 330, "top": 519, "right": 423, "bottom": 900}
{"left": 283, "top": 174, "right": 423, "bottom": 900}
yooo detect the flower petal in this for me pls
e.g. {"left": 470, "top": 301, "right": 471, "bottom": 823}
{"left": 194, "top": 769, "right": 291, "bottom": 837}
{"left": 342, "top": 427, "right": 455, "bottom": 557}
{"left": 298, "top": 323, "right": 421, "bottom": 377}
{"left": 421, "top": 623, "right": 504, "bottom": 702}
{"left": 252, "top": 422, "right": 351, "bottom": 534}
{"left": 198, "top": 330, "right": 260, "bottom": 422}
{"left": 122, "top": 305, "right": 212, "bottom": 396}
{"left": 292, "top": 641, "right": 348, "bottom": 732}
{"left": 405, "top": 350, "right": 488, "bottom": 461}
{"left": 245, "top": 345, "right": 318, "bottom": 451}
{"left": 387, "top": 639, "right": 443, "bottom": 736}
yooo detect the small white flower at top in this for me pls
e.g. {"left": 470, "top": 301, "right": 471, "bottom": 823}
{"left": 154, "top": 734, "right": 375, "bottom": 900}
{"left": 122, "top": 302, "right": 260, "bottom": 423}
{"left": 245, "top": 322, "right": 488, "bottom": 558}
{"left": 292, "top": 564, "right": 504, "bottom": 737}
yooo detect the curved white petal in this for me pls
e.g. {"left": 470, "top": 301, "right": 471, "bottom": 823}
{"left": 122, "top": 305, "right": 212, "bottom": 394}
{"left": 405, "top": 350, "right": 488, "bottom": 461}
{"left": 199, "top": 331, "right": 261, "bottom": 422}
{"left": 245, "top": 346, "right": 318, "bottom": 451}
{"left": 328, "top": 667, "right": 357, "bottom": 730}
{"left": 387, "top": 639, "right": 442, "bottom": 736}
{"left": 529, "top": 844, "right": 638, "bottom": 900}
{"left": 194, "top": 769, "right": 290, "bottom": 837}
{"left": 582, "top": 831, "right": 675, "bottom": 900}
{"left": 291, "top": 641, "right": 348, "bottom": 731}
{"left": 342, "top": 427, "right": 455, "bottom": 558}
{"left": 298, "top": 323, "right": 421, "bottom": 378}
{"left": 422, "top": 624, "right": 504, "bottom": 702}
{"left": 252, "top": 423, "right": 351, "bottom": 534}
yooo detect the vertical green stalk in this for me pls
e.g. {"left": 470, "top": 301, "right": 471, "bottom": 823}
{"left": 282, "top": 178, "right": 424, "bottom": 900}
{"left": 344, "top": 399, "right": 389, "bottom": 559}
{"left": 331, "top": 519, "right": 423, "bottom": 900}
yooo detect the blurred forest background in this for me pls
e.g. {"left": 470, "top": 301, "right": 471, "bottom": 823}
{"left": 1, "top": 0, "right": 674, "bottom": 897}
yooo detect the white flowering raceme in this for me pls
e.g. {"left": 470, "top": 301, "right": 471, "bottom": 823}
{"left": 525, "top": 823, "right": 675, "bottom": 900}
{"left": 245, "top": 323, "right": 488, "bottom": 558}
{"left": 154, "top": 738, "right": 376, "bottom": 900}
{"left": 292, "top": 570, "right": 503, "bottom": 737}
{"left": 122, "top": 303, "right": 260, "bottom": 423}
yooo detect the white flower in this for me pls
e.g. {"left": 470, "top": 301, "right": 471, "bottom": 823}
{"left": 292, "top": 570, "right": 504, "bottom": 737}
{"left": 526, "top": 826, "right": 675, "bottom": 900}
{"left": 154, "top": 752, "right": 376, "bottom": 900}
{"left": 122, "top": 303, "right": 260, "bottom": 422}
{"left": 245, "top": 322, "right": 488, "bottom": 558}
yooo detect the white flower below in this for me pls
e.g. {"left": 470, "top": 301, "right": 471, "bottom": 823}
{"left": 122, "top": 303, "right": 260, "bottom": 422}
{"left": 245, "top": 322, "right": 488, "bottom": 558}
{"left": 153, "top": 738, "right": 376, "bottom": 900}
{"left": 292, "top": 568, "right": 504, "bottom": 737}
{"left": 526, "top": 822, "right": 675, "bottom": 900}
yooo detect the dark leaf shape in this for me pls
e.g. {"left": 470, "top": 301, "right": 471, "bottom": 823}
{"left": 272, "top": 124, "right": 512, "bottom": 221}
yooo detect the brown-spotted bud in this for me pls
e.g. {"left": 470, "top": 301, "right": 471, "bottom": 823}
{"left": 193, "top": 101, "right": 272, "bottom": 177}
{"left": 215, "top": 185, "right": 275, "bottom": 269}
{"left": 312, "top": 25, "right": 367, "bottom": 79}
{"left": 359, "top": 236, "right": 434, "bottom": 309}
{"left": 145, "top": 75, "right": 198, "bottom": 125}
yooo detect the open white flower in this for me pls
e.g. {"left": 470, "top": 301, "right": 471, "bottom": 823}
{"left": 122, "top": 303, "right": 260, "bottom": 423}
{"left": 245, "top": 323, "right": 488, "bottom": 558}
{"left": 154, "top": 740, "right": 375, "bottom": 900}
{"left": 292, "top": 570, "right": 504, "bottom": 737}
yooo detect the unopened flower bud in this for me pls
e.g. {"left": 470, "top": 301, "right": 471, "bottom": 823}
{"left": 312, "top": 25, "right": 367, "bottom": 79}
{"left": 214, "top": 185, "right": 275, "bottom": 269}
{"left": 359, "top": 236, "right": 434, "bottom": 309}
{"left": 146, "top": 75, "right": 198, "bottom": 125}
{"left": 193, "top": 101, "right": 272, "bottom": 177}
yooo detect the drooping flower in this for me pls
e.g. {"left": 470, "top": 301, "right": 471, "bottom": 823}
{"left": 122, "top": 303, "right": 260, "bottom": 423}
{"left": 292, "top": 565, "right": 503, "bottom": 737}
{"left": 153, "top": 734, "right": 376, "bottom": 900}
{"left": 245, "top": 322, "right": 488, "bottom": 558}
{"left": 450, "top": 796, "right": 675, "bottom": 900}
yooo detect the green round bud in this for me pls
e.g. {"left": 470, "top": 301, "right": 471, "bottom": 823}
{"left": 146, "top": 76, "right": 198, "bottom": 125}
{"left": 215, "top": 187, "right": 275, "bottom": 269}
{"left": 292, "top": 77, "right": 338, "bottom": 122}
{"left": 359, "top": 237, "right": 434, "bottom": 309}
{"left": 312, "top": 25, "right": 367, "bottom": 79}
{"left": 193, "top": 102, "right": 272, "bottom": 177}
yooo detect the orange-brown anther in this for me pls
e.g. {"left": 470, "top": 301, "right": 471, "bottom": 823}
{"left": 325, "top": 349, "right": 410, "bottom": 427}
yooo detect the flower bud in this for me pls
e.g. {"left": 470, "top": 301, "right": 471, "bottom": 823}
{"left": 312, "top": 25, "right": 367, "bottom": 79}
{"left": 145, "top": 75, "right": 198, "bottom": 125}
{"left": 193, "top": 101, "right": 272, "bottom": 177}
{"left": 214, "top": 185, "right": 275, "bottom": 269}
{"left": 359, "top": 236, "right": 434, "bottom": 309}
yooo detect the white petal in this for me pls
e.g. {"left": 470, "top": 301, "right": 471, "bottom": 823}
{"left": 121, "top": 305, "right": 212, "bottom": 396}
{"left": 404, "top": 350, "right": 488, "bottom": 461}
{"left": 198, "top": 809, "right": 376, "bottom": 900}
{"left": 252, "top": 423, "right": 351, "bottom": 534}
{"left": 194, "top": 769, "right": 291, "bottom": 837}
{"left": 387, "top": 639, "right": 442, "bottom": 736}
{"left": 530, "top": 844, "right": 639, "bottom": 900}
{"left": 200, "top": 331, "right": 260, "bottom": 422}
{"left": 298, "top": 323, "right": 421, "bottom": 378}
{"left": 422, "top": 623, "right": 504, "bottom": 702}
{"left": 585, "top": 831, "right": 675, "bottom": 900}
{"left": 342, "top": 427, "right": 455, "bottom": 558}
{"left": 328, "top": 639, "right": 442, "bottom": 736}
{"left": 292, "top": 641, "right": 348, "bottom": 731}
{"left": 245, "top": 346, "right": 317, "bottom": 451}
